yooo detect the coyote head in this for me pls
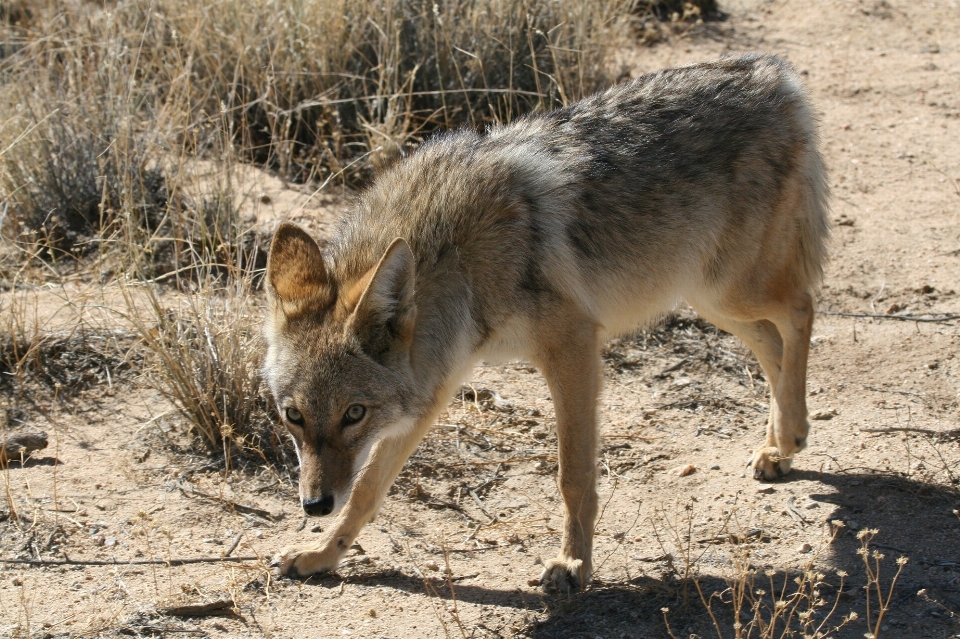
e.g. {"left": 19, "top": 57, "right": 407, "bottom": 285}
{"left": 262, "top": 223, "right": 419, "bottom": 517}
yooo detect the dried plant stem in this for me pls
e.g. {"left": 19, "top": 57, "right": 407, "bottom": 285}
{"left": 2, "top": 555, "right": 261, "bottom": 567}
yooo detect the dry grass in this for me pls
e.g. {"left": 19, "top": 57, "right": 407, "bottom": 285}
{"left": 0, "top": 0, "right": 631, "bottom": 461}
{"left": 655, "top": 509, "right": 908, "bottom": 639}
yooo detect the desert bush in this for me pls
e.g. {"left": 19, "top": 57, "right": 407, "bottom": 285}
{"left": 0, "top": 0, "right": 627, "bottom": 195}
{"left": 1, "top": 0, "right": 628, "bottom": 277}
{"left": 656, "top": 508, "right": 908, "bottom": 639}
{"left": 122, "top": 269, "right": 278, "bottom": 459}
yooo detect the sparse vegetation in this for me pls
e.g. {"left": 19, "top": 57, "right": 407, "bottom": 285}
{"left": 1, "top": 0, "right": 958, "bottom": 637}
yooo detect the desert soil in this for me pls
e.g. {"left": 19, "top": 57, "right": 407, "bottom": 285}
{"left": 2, "top": 0, "right": 960, "bottom": 637}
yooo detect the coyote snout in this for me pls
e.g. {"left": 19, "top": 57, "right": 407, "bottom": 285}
{"left": 262, "top": 54, "right": 829, "bottom": 592}
{"left": 301, "top": 494, "right": 334, "bottom": 517}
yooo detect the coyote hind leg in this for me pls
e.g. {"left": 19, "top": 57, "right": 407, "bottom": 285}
{"left": 754, "top": 290, "right": 814, "bottom": 478}
{"left": 695, "top": 289, "right": 813, "bottom": 480}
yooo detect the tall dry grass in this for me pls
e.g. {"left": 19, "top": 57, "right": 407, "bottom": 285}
{"left": 0, "top": 0, "right": 630, "bottom": 457}
{"left": 1, "top": 0, "right": 626, "bottom": 234}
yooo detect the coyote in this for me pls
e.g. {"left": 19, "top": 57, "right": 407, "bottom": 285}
{"left": 263, "top": 54, "right": 829, "bottom": 593}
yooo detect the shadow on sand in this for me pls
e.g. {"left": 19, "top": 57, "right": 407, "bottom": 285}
{"left": 290, "top": 469, "right": 960, "bottom": 638}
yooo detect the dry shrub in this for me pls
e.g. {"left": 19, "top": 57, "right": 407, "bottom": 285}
{"left": 655, "top": 507, "right": 907, "bottom": 639}
{"left": 122, "top": 268, "right": 278, "bottom": 459}
{"left": 1, "top": 0, "right": 627, "bottom": 195}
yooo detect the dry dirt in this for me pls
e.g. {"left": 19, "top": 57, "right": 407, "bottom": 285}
{"left": 2, "top": 0, "right": 960, "bottom": 637}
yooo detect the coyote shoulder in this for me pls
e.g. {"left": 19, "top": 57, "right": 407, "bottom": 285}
{"left": 263, "top": 54, "right": 829, "bottom": 592}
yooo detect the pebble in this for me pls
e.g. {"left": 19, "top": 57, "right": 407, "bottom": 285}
{"left": 528, "top": 578, "right": 542, "bottom": 587}
{"left": 710, "top": 464, "right": 720, "bottom": 470}
{"left": 798, "top": 543, "right": 812, "bottom": 553}
{"left": 104, "top": 537, "right": 118, "bottom": 547}
{"left": 424, "top": 560, "right": 440, "bottom": 571}
{"left": 847, "top": 520, "right": 860, "bottom": 530}
{"left": 757, "top": 486, "right": 775, "bottom": 495}
{"left": 676, "top": 464, "right": 697, "bottom": 477}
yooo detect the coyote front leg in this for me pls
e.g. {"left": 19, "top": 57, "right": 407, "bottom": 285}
{"left": 280, "top": 421, "right": 430, "bottom": 577}
{"left": 536, "top": 318, "right": 601, "bottom": 593}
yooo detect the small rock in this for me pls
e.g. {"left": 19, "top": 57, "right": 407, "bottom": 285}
{"left": 367, "top": 609, "right": 377, "bottom": 618}
{"left": 798, "top": 543, "right": 812, "bottom": 554}
{"left": 673, "top": 378, "right": 692, "bottom": 388}
{"left": 642, "top": 408, "right": 658, "bottom": 417}
{"left": 676, "top": 464, "right": 697, "bottom": 477}
{"left": 810, "top": 409, "right": 838, "bottom": 420}
{"left": 104, "top": 537, "right": 118, "bottom": 547}
{"left": 424, "top": 560, "right": 440, "bottom": 571}
{"left": 528, "top": 578, "right": 542, "bottom": 587}
{"left": 847, "top": 520, "right": 860, "bottom": 531}
{"left": 710, "top": 464, "right": 720, "bottom": 470}
{"left": 756, "top": 486, "right": 776, "bottom": 495}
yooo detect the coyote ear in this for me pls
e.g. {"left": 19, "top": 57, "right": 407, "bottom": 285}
{"left": 350, "top": 238, "right": 417, "bottom": 357}
{"left": 267, "top": 223, "right": 334, "bottom": 317}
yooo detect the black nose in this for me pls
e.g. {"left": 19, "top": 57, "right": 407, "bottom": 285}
{"left": 302, "top": 494, "right": 334, "bottom": 517}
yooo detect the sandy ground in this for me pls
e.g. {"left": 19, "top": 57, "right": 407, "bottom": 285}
{"left": 2, "top": 0, "right": 960, "bottom": 637}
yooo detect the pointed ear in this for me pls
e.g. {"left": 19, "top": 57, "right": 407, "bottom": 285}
{"left": 349, "top": 238, "right": 417, "bottom": 357}
{"left": 266, "top": 223, "right": 334, "bottom": 317}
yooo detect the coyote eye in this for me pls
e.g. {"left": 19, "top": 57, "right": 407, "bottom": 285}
{"left": 343, "top": 404, "right": 366, "bottom": 426}
{"left": 285, "top": 407, "right": 304, "bottom": 425}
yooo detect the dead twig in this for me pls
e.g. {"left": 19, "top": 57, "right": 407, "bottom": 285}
{"left": 467, "top": 489, "right": 497, "bottom": 523}
{"left": 863, "top": 385, "right": 925, "bottom": 398}
{"left": 861, "top": 426, "right": 956, "bottom": 436}
{"left": 177, "top": 479, "right": 278, "bottom": 521}
{"left": 2, "top": 555, "right": 261, "bottom": 567}
{"left": 696, "top": 528, "right": 764, "bottom": 545}
{"left": 224, "top": 531, "right": 243, "bottom": 557}
{"left": 819, "top": 311, "right": 960, "bottom": 323}
{"left": 159, "top": 598, "right": 236, "bottom": 617}
{"left": 784, "top": 496, "right": 811, "bottom": 525}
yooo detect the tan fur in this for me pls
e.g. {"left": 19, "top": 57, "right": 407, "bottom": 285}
{"left": 262, "top": 55, "right": 829, "bottom": 593}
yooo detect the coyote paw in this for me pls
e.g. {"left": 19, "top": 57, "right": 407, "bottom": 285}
{"left": 749, "top": 446, "right": 792, "bottom": 481}
{"left": 278, "top": 543, "right": 343, "bottom": 578}
{"left": 540, "top": 557, "right": 588, "bottom": 594}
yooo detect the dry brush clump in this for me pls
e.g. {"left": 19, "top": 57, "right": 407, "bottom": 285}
{"left": 655, "top": 511, "right": 909, "bottom": 639}
{"left": 122, "top": 272, "right": 278, "bottom": 461}
{"left": 0, "top": 0, "right": 629, "bottom": 220}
